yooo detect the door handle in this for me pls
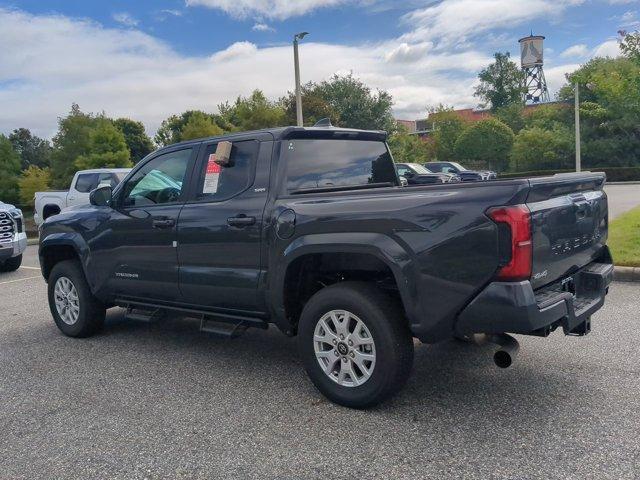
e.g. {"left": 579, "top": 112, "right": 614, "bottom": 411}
{"left": 152, "top": 218, "right": 175, "bottom": 229}
{"left": 227, "top": 215, "right": 256, "bottom": 227}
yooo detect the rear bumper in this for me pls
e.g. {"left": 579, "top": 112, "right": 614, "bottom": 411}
{"left": 0, "top": 232, "right": 27, "bottom": 261}
{"left": 455, "top": 260, "right": 614, "bottom": 337}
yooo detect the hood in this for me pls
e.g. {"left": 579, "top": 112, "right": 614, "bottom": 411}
{"left": 0, "top": 201, "right": 18, "bottom": 212}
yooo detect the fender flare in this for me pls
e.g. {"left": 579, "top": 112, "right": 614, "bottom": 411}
{"left": 268, "top": 232, "right": 420, "bottom": 333}
{"left": 39, "top": 233, "right": 91, "bottom": 284}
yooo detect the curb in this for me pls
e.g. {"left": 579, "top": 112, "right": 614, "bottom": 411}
{"left": 606, "top": 181, "right": 640, "bottom": 185}
{"left": 614, "top": 266, "right": 640, "bottom": 283}
{"left": 27, "top": 238, "right": 39, "bottom": 246}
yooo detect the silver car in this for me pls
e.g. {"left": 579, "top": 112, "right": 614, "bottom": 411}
{"left": 0, "top": 202, "right": 27, "bottom": 272}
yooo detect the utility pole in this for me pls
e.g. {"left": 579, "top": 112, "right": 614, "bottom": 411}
{"left": 293, "top": 32, "right": 309, "bottom": 127}
{"left": 575, "top": 82, "right": 581, "bottom": 172}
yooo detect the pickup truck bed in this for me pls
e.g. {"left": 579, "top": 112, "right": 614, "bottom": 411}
{"left": 38, "top": 126, "right": 613, "bottom": 408}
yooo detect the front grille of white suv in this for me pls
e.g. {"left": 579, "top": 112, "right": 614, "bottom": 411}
{"left": 0, "top": 212, "right": 14, "bottom": 245}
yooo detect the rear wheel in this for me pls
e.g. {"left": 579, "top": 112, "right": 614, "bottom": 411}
{"left": 48, "top": 260, "right": 105, "bottom": 337}
{"left": 298, "top": 282, "right": 414, "bottom": 408}
{"left": 0, "top": 254, "right": 22, "bottom": 272}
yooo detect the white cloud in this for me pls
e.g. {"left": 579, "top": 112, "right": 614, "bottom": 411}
{"left": 560, "top": 43, "right": 589, "bottom": 58}
{"left": 210, "top": 41, "right": 258, "bottom": 61}
{"left": 252, "top": 22, "right": 275, "bottom": 32}
{"left": 161, "top": 9, "right": 183, "bottom": 17}
{"left": 0, "top": 3, "right": 620, "bottom": 139}
{"left": 593, "top": 39, "right": 622, "bottom": 57}
{"left": 385, "top": 42, "right": 433, "bottom": 63}
{"left": 112, "top": 12, "right": 139, "bottom": 27}
{"left": 400, "top": 0, "right": 585, "bottom": 48}
{"left": 185, "top": 0, "right": 348, "bottom": 19}
{"left": 608, "top": 0, "right": 638, "bottom": 5}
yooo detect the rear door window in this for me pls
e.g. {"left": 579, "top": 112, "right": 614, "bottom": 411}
{"left": 74, "top": 173, "right": 99, "bottom": 193}
{"left": 284, "top": 139, "right": 397, "bottom": 192}
{"left": 195, "top": 140, "right": 258, "bottom": 201}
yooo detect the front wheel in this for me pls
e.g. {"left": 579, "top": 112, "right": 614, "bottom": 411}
{"left": 298, "top": 282, "right": 414, "bottom": 408}
{"left": 47, "top": 259, "right": 105, "bottom": 337}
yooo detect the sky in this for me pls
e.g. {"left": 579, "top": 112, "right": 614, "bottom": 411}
{"left": 0, "top": 0, "right": 636, "bottom": 138}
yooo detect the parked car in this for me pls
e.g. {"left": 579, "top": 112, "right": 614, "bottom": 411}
{"left": 0, "top": 201, "right": 27, "bottom": 272}
{"left": 39, "top": 126, "right": 613, "bottom": 408}
{"left": 34, "top": 168, "right": 131, "bottom": 225}
{"left": 425, "top": 161, "right": 497, "bottom": 182}
{"left": 396, "top": 163, "right": 460, "bottom": 185}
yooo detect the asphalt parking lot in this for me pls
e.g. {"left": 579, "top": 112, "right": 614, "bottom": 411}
{"left": 604, "top": 183, "right": 640, "bottom": 219}
{"left": 0, "top": 246, "right": 638, "bottom": 479}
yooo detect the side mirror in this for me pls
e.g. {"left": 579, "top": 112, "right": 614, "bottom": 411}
{"left": 404, "top": 171, "right": 414, "bottom": 178}
{"left": 213, "top": 141, "right": 233, "bottom": 166}
{"left": 90, "top": 185, "right": 112, "bottom": 207}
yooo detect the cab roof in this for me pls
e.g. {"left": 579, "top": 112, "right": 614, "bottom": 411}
{"left": 168, "top": 126, "right": 388, "bottom": 148}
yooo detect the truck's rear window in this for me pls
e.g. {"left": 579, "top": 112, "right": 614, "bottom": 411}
{"left": 284, "top": 139, "right": 397, "bottom": 192}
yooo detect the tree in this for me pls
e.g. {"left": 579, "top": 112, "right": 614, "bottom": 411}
{"left": 113, "top": 118, "right": 154, "bottom": 163}
{"left": 619, "top": 30, "right": 640, "bottom": 64}
{"left": 155, "top": 111, "right": 230, "bottom": 147}
{"left": 50, "top": 104, "right": 98, "bottom": 188}
{"left": 0, "top": 135, "right": 21, "bottom": 204}
{"left": 8, "top": 128, "right": 52, "bottom": 170}
{"left": 558, "top": 57, "right": 640, "bottom": 167}
{"left": 219, "top": 90, "right": 286, "bottom": 131}
{"left": 429, "top": 108, "right": 467, "bottom": 161}
{"left": 494, "top": 103, "right": 526, "bottom": 134}
{"left": 474, "top": 52, "right": 526, "bottom": 111}
{"left": 388, "top": 126, "right": 433, "bottom": 164}
{"left": 75, "top": 119, "right": 132, "bottom": 170}
{"left": 511, "top": 126, "right": 574, "bottom": 172}
{"left": 180, "top": 111, "right": 224, "bottom": 141}
{"left": 454, "top": 118, "right": 515, "bottom": 172}
{"left": 280, "top": 83, "right": 339, "bottom": 126}
{"left": 18, "top": 166, "right": 51, "bottom": 207}
{"left": 312, "top": 74, "right": 396, "bottom": 132}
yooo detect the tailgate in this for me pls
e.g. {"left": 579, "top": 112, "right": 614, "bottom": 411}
{"left": 526, "top": 173, "right": 608, "bottom": 290}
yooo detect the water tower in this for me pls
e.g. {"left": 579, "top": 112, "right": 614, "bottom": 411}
{"left": 518, "top": 34, "right": 550, "bottom": 103}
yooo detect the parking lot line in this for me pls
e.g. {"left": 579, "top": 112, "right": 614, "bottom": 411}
{"left": 0, "top": 276, "right": 41, "bottom": 285}
{"left": 19, "top": 266, "right": 40, "bottom": 270}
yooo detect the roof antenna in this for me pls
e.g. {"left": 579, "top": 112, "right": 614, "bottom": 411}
{"left": 313, "top": 118, "right": 333, "bottom": 127}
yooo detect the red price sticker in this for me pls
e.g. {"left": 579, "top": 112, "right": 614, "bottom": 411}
{"left": 207, "top": 154, "right": 222, "bottom": 174}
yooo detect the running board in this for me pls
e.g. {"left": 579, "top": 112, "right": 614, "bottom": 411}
{"left": 115, "top": 298, "right": 269, "bottom": 338}
{"left": 124, "top": 307, "right": 164, "bottom": 323}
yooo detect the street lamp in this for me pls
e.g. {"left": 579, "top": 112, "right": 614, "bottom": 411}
{"left": 575, "top": 82, "right": 581, "bottom": 172}
{"left": 293, "top": 32, "right": 309, "bottom": 127}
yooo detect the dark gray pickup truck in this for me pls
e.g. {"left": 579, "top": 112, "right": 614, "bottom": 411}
{"left": 39, "top": 126, "right": 613, "bottom": 408}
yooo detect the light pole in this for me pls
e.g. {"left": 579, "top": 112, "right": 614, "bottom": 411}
{"left": 293, "top": 32, "right": 309, "bottom": 127}
{"left": 575, "top": 82, "right": 581, "bottom": 172}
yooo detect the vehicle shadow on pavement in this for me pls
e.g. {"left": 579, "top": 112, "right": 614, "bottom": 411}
{"left": 97, "top": 308, "right": 596, "bottom": 424}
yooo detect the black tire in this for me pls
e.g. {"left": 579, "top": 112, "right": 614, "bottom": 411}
{"left": 0, "top": 254, "right": 22, "bottom": 272}
{"left": 298, "top": 281, "right": 414, "bottom": 409}
{"left": 47, "top": 259, "right": 105, "bottom": 338}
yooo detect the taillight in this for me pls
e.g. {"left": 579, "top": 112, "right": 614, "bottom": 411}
{"left": 487, "top": 205, "right": 532, "bottom": 281}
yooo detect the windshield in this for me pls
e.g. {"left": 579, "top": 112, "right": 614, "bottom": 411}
{"left": 406, "top": 164, "right": 432, "bottom": 174}
{"left": 284, "top": 139, "right": 398, "bottom": 192}
{"left": 449, "top": 162, "right": 468, "bottom": 172}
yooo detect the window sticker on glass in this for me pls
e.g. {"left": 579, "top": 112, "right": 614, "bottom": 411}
{"left": 203, "top": 154, "right": 222, "bottom": 194}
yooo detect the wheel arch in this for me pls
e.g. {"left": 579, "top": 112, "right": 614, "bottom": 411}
{"left": 269, "top": 232, "right": 417, "bottom": 335}
{"left": 39, "top": 233, "right": 89, "bottom": 282}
